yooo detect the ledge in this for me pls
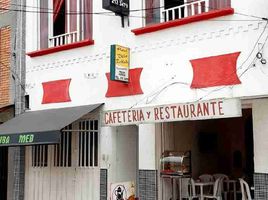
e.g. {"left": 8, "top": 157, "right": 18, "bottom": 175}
{"left": 131, "top": 8, "right": 234, "bottom": 35}
{"left": 27, "top": 39, "right": 94, "bottom": 57}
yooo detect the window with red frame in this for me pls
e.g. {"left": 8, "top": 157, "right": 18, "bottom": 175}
{"left": 145, "top": 0, "right": 231, "bottom": 24}
{"left": 39, "top": 0, "right": 92, "bottom": 49}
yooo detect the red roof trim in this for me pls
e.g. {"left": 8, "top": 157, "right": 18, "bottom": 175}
{"left": 131, "top": 8, "right": 234, "bottom": 35}
{"left": 27, "top": 39, "right": 94, "bottom": 57}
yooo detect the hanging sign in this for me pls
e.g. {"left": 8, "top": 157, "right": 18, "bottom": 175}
{"left": 103, "top": 0, "right": 129, "bottom": 16}
{"left": 110, "top": 44, "right": 130, "bottom": 82}
{"left": 102, "top": 98, "right": 242, "bottom": 126}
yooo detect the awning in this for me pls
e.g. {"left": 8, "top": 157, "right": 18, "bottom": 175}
{"left": 0, "top": 104, "right": 103, "bottom": 146}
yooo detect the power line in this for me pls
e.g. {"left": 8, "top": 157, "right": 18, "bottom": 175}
{"left": 196, "top": 21, "right": 268, "bottom": 101}
{"left": 0, "top": 1, "right": 267, "bottom": 22}
{"left": 128, "top": 21, "right": 268, "bottom": 107}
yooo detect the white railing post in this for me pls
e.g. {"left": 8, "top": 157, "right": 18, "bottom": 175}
{"left": 198, "top": 2, "right": 202, "bottom": 14}
{"left": 205, "top": 0, "right": 209, "bottom": 12}
{"left": 185, "top": 5, "right": 188, "bottom": 17}
{"left": 191, "top": 3, "right": 194, "bottom": 16}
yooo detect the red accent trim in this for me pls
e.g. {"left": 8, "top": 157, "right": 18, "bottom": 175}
{"left": 42, "top": 79, "right": 71, "bottom": 104}
{"left": 27, "top": 39, "right": 94, "bottom": 57}
{"left": 190, "top": 52, "right": 241, "bottom": 89}
{"left": 106, "top": 68, "right": 144, "bottom": 97}
{"left": 131, "top": 8, "right": 234, "bottom": 35}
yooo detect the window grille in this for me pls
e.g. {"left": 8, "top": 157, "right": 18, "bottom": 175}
{"left": 32, "top": 145, "right": 48, "bottom": 167}
{"left": 31, "top": 120, "right": 99, "bottom": 168}
{"left": 54, "top": 124, "right": 72, "bottom": 167}
{"left": 78, "top": 120, "right": 98, "bottom": 167}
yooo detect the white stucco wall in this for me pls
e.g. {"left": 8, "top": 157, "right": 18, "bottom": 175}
{"left": 100, "top": 126, "right": 138, "bottom": 197}
{"left": 25, "top": 0, "right": 268, "bottom": 112}
{"left": 139, "top": 124, "right": 156, "bottom": 170}
{"left": 253, "top": 99, "right": 268, "bottom": 173}
{"left": 24, "top": 0, "right": 268, "bottom": 178}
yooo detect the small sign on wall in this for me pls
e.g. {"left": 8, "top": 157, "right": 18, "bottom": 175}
{"left": 110, "top": 181, "right": 135, "bottom": 200}
{"left": 103, "top": 0, "right": 129, "bottom": 16}
{"left": 110, "top": 45, "right": 130, "bottom": 82}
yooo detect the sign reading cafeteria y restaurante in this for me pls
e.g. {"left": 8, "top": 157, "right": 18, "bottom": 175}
{"left": 103, "top": 99, "right": 241, "bottom": 126}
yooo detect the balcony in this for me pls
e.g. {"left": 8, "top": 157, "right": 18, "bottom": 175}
{"left": 48, "top": 31, "right": 80, "bottom": 48}
{"left": 162, "top": 0, "right": 209, "bottom": 22}
{"left": 132, "top": 0, "right": 233, "bottom": 35}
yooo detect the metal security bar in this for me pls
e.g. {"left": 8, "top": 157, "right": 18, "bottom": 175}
{"left": 31, "top": 145, "right": 48, "bottom": 167}
{"left": 78, "top": 120, "right": 98, "bottom": 167}
{"left": 54, "top": 124, "right": 72, "bottom": 167}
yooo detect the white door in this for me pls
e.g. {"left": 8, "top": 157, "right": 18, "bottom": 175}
{"left": 25, "top": 120, "right": 100, "bottom": 200}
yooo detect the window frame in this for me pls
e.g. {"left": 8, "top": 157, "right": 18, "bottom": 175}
{"left": 143, "top": 0, "right": 231, "bottom": 25}
{"left": 38, "top": 0, "right": 93, "bottom": 50}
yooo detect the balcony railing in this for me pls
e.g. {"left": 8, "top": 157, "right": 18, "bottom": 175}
{"left": 48, "top": 31, "right": 80, "bottom": 48}
{"left": 162, "top": 0, "right": 209, "bottom": 22}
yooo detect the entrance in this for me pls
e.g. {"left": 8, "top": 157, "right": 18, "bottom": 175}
{"left": 0, "top": 147, "right": 8, "bottom": 200}
{"left": 159, "top": 109, "right": 254, "bottom": 200}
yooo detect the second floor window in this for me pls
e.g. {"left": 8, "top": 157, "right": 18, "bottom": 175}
{"left": 39, "top": 0, "right": 92, "bottom": 49}
{"left": 145, "top": 0, "right": 231, "bottom": 25}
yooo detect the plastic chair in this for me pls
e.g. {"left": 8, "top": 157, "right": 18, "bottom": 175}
{"left": 180, "top": 178, "right": 199, "bottom": 200}
{"left": 239, "top": 178, "right": 253, "bottom": 200}
{"left": 213, "top": 174, "right": 229, "bottom": 181}
{"left": 199, "top": 174, "right": 214, "bottom": 194}
{"left": 203, "top": 177, "right": 223, "bottom": 200}
{"left": 213, "top": 174, "right": 229, "bottom": 200}
{"left": 199, "top": 174, "right": 214, "bottom": 182}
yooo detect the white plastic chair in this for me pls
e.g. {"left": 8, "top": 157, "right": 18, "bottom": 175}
{"left": 239, "top": 178, "right": 253, "bottom": 200}
{"left": 199, "top": 174, "right": 214, "bottom": 182}
{"left": 199, "top": 174, "right": 214, "bottom": 194}
{"left": 203, "top": 177, "right": 223, "bottom": 200}
{"left": 180, "top": 178, "right": 199, "bottom": 200}
{"left": 213, "top": 174, "right": 229, "bottom": 200}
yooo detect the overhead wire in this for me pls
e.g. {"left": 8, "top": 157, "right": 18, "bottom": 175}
{"left": 0, "top": 1, "right": 267, "bottom": 22}
{"left": 129, "top": 20, "right": 268, "bottom": 107}
{"left": 1, "top": 1, "right": 268, "bottom": 106}
{"left": 196, "top": 21, "right": 268, "bottom": 101}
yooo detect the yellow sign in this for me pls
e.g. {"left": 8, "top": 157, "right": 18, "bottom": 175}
{"left": 115, "top": 45, "right": 129, "bottom": 68}
{"left": 111, "top": 44, "right": 130, "bottom": 82}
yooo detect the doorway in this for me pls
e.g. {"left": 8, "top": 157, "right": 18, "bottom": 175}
{"left": 0, "top": 147, "right": 8, "bottom": 200}
{"left": 159, "top": 108, "right": 254, "bottom": 200}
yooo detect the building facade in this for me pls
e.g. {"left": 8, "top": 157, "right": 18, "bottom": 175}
{"left": 3, "top": 0, "right": 267, "bottom": 199}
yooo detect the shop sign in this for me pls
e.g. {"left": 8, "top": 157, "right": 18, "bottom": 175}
{"left": 102, "top": 99, "right": 242, "bottom": 126}
{"left": 110, "top": 44, "right": 130, "bottom": 82}
{"left": 0, "top": 132, "right": 60, "bottom": 146}
{"left": 103, "top": 0, "right": 129, "bottom": 16}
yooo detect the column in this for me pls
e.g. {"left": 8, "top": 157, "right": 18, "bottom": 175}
{"left": 138, "top": 124, "right": 158, "bottom": 200}
{"left": 253, "top": 99, "right": 268, "bottom": 199}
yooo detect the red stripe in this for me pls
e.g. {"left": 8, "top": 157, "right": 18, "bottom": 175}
{"left": 132, "top": 8, "right": 234, "bottom": 35}
{"left": 106, "top": 68, "right": 144, "bottom": 97}
{"left": 27, "top": 39, "right": 94, "bottom": 57}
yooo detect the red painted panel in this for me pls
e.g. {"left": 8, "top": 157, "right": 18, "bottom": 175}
{"left": 131, "top": 8, "right": 234, "bottom": 35}
{"left": 190, "top": 52, "right": 241, "bottom": 89}
{"left": 42, "top": 79, "right": 71, "bottom": 104}
{"left": 106, "top": 68, "right": 144, "bottom": 97}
